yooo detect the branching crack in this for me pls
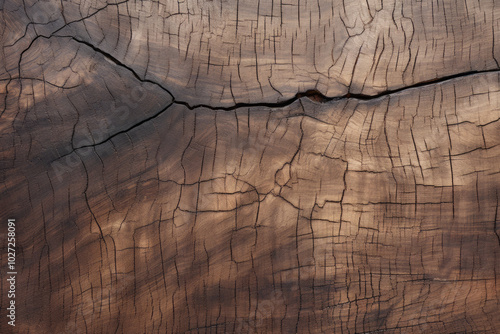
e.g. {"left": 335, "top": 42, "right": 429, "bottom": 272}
{"left": 16, "top": 34, "right": 500, "bottom": 168}
{"left": 17, "top": 34, "right": 500, "bottom": 113}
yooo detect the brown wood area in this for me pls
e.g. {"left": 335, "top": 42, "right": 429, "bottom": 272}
{"left": 1, "top": 0, "right": 500, "bottom": 332}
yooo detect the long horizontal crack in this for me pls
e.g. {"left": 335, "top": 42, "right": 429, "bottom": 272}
{"left": 39, "top": 35, "right": 500, "bottom": 111}
{"left": 177, "top": 67, "right": 500, "bottom": 110}
{"left": 16, "top": 34, "right": 500, "bottom": 162}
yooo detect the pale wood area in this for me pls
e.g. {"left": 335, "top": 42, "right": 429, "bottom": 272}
{"left": 1, "top": 0, "right": 500, "bottom": 333}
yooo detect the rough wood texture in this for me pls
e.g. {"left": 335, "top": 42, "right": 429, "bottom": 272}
{"left": 1, "top": 0, "right": 500, "bottom": 333}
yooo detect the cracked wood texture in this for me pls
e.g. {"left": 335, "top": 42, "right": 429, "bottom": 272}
{"left": 1, "top": 0, "right": 500, "bottom": 333}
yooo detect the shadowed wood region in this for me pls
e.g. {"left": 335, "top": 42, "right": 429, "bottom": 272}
{"left": 1, "top": 0, "right": 500, "bottom": 333}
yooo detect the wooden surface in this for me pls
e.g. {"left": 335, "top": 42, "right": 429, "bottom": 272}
{"left": 1, "top": 0, "right": 500, "bottom": 333}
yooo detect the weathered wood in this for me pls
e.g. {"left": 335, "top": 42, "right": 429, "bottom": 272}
{"left": 1, "top": 0, "right": 500, "bottom": 333}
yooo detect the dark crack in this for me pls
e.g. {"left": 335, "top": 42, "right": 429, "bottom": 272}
{"left": 52, "top": 101, "right": 175, "bottom": 162}
{"left": 20, "top": 34, "right": 500, "bottom": 112}
{"left": 174, "top": 67, "right": 500, "bottom": 110}
{"left": 15, "top": 33, "right": 500, "bottom": 164}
